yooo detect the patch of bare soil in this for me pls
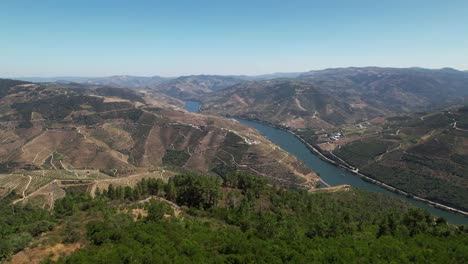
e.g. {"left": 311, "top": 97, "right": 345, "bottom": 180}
{"left": 184, "top": 130, "right": 225, "bottom": 171}
{"left": 310, "top": 184, "right": 351, "bottom": 193}
{"left": 131, "top": 208, "right": 148, "bottom": 221}
{"left": 19, "top": 130, "right": 76, "bottom": 165}
{"left": 335, "top": 135, "right": 364, "bottom": 146}
{"left": 137, "top": 196, "right": 182, "bottom": 217}
{"left": 369, "top": 117, "right": 386, "bottom": 124}
{"left": 317, "top": 142, "right": 337, "bottom": 152}
{"left": 9, "top": 243, "right": 81, "bottom": 264}
{"left": 91, "top": 170, "right": 175, "bottom": 196}
{"left": 282, "top": 117, "right": 306, "bottom": 128}
{"left": 350, "top": 103, "right": 368, "bottom": 109}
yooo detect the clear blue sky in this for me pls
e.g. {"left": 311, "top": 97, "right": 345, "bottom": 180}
{"left": 1, "top": 0, "right": 467, "bottom": 77}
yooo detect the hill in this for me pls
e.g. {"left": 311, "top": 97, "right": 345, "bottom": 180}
{"left": 299, "top": 67, "right": 468, "bottom": 113}
{"left": 81, "top": 75, "right": 171, "bottom": 88}
{"left": 236, "top": 72, "right": 303, "bottom": 80}
{"left": 298, "top": 106, "right": 468, "bottom": 211}
{"left": 201, "top": 79, "right": 385, "bottom": 129}
{"left": 199, "top": 68, "right": 468, "bottom": 212}
{"left": 2, "top": 172, "right": 467, "bottom": 263}
{"left": 150, "top": 75, "right": 246, "bottom": 99}
{"left": 13, "top": 76, "right": 171, "bottom": 88}
{"left": 0, "top": 79, "right": 318, "bottom": 207}
{"left": 0, "top": 78, "right": 467, "bottom": 263}
{"left": 202, "top": 67, "right": 468, "bottom": 129}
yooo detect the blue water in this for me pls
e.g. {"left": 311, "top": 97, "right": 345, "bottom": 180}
{"left": 183, "top": 100, "right": 201, "bottom": 113}
{"left": 184, "top": 100, "right": 468, "bottom": 225}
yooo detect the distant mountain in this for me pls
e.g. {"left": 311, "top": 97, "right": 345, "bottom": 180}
{"left": 151, "top": 75, "right": 246, "bottom": 99}
{"left": 12, "top": 67, "right": 468, "bottom": 108}
{"left": 237, "top": 72, "right": 303, "bottom": 81}
{"left": 0, "top": 78, "right": 31, "bottom": 95}
{"left": 298, "top": 67, "right": 468, "bottom": 113}
{"left": 12, "top": 76, "right": 90, "bottom": 83}
{"left": 11, "top": 76, "right": 172, "bottom": 88}
{"left": 202, "top": 67, "right": 468, "bottom": 129}
{"left": 82, "top": 75, "right": 172, "bottom": 88}
{"left": 11, "top": 73, "right": 304, "bottom": 99}
{"left": 201, "top": 79, "right": 386, "bottom": 129}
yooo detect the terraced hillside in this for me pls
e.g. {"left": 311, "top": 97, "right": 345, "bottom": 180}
{"left": 201, "top": 79, "right": 385, "bottom": 129}
{"left": 299, "top": 67, "right": 468, "bottom": 113}
{"left": 309, "top": 107, "right": 468, "bottom": 211}
{"left": 201, "top": 67, "right": 468, "bottom": 129}
{"left": 0, "top": 79, "right": 319, "bottom": 206}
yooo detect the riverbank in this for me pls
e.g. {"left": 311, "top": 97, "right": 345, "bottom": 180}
{"left": 185, "top": 101, "right": 467, "bottom": 223}
{"left": 230, "top": 116, "right": 468, "bottom": 218}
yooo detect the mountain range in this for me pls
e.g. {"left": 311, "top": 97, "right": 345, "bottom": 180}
{"left": 200, "top": 67, "right": 468, "bottom": 129}
{"left": 1, "top": 68, "right": 468, "bottom": 262}
{"left": 4, "top": 67, "right": 468, "bottom": 211}
{"left": 0, "top": 79, "right": 319, "bottom": 207}
{"left": 196, "top": 67, "right": 468, "bottom": 211}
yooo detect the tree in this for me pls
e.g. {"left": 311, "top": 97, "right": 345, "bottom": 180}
{"left": 107, "top": 184, "right": 115, "bottom": 199}
{"left": 165, "top": 180, "right": 177, "bottom": 201}
{"left": 403, "top": 208, "right": 431, "bottom": 236}
{"left": 147, "top": 200, "right": 171, "bottom": 222}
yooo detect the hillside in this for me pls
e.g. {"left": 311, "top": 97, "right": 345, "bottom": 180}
{"left": 81, "top": 75, "right": 171, "bottom": 88}
{"left": 14, "top": 76, "right": 171, "bottom": 88}
{"left": 202, "top": 67, "right": 468, "bottom": 129}
{"left": 299, "top": 107, "right": 468, "bottom": 211}
{"left": 150, "top": 75, "right": 246, "bottom": 100}
{"left": 201, "top": 79, "right": 385, "bottom": 129}
{"left": 199, "top": 67, "right": 468, "bottom": 212}
{"left": 299, "top": 67, "right": 468, "bottom": 113}
{"left": 14, "top": 73, "right": 302, "bottom": 94}
{"left": 0, "top": 79, "right": 318, "bottom": 208}
{"left": 2, "top": 173, "right": 467, "bottom": 263}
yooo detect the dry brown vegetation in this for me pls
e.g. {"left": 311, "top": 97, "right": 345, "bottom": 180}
{"left": 0, "top": 80, "right": 319, "bottom": 208}
{"left": 10, "top": 243, "right": 82, "bottom": 264}
{"left": 0, "top": 82, "right": 318, "bottom": 195}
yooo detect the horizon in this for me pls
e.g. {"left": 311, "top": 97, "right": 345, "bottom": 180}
{"left": 5, "top": 66, "right": 467, "bottom": 79}
{"left": 1, "top": 0, "right": 468, "bottom": 76}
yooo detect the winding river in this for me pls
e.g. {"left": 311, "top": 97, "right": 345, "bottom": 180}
{"left": 184, "top": 100, "right": 468, "bottom": 225}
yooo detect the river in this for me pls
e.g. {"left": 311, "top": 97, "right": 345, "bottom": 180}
{"left": 184, "top": 100, "right": 468, "bottom": 225}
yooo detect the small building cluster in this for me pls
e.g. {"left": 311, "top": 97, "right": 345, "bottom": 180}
{"left": 328, "top": 132, "right": 343, "bottom": 141}
{"left": 244, "top": 138, "right": 258, "bottom": 145}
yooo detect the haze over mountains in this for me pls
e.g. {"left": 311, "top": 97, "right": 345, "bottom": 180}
{"left": 11, "top": 67, "right": 468, "bottom": 133}
{"left": 14, "top": 67, "right": 468, "bottom": 105}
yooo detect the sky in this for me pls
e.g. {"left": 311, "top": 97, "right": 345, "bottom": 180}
{"left": 1, "top": 0, "right": 467, "bottom": 77}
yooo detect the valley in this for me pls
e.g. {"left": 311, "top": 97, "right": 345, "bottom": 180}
{"left": 185, "top": 101, "right": 468, "bottom": 224}
{"left": 198, "top": 67, "right": 468, "bottom": 215}
{"left": 0, "top": 79, "right": 319, "bottom": 211}
{"left": 1, "top": 67, "right": 468, "bottom": 263}
{"left": 3, "top": 1, "right": 468, "bottom": 262}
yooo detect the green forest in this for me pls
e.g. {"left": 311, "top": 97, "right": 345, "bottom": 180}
{"left": 1, "top": 172, "right": 467, "bottom": 263}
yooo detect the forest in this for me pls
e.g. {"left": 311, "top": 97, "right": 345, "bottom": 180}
{"left": 1, "top": 172, "right": 467, "bottom": 263}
